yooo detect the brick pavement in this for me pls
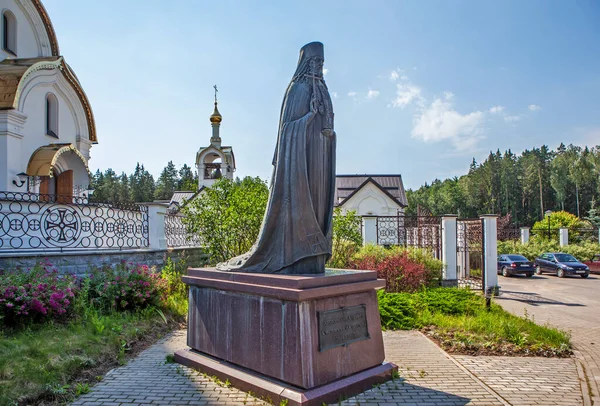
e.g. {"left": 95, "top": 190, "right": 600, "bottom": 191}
{"left": 71, "top": 329, "right": 583, "bottom": 406}
{"left": 496, "top": 274, "right": 600, "bottom": 405}
{"left": 454, "top": 356, "right": 582, "bottom": 406}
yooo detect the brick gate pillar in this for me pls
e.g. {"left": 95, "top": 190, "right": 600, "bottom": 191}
{"left": 441, "top": 215, "right": 458, "bottom": 286}
{"left": 481, "top": 214, "right": 499, "bottom": 295}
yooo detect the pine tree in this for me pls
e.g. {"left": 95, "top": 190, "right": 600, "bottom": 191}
{"left": 155, "top": 161, "right": 179, "bottom": 200}
{"left": 178, "top": 164, "right": 197, "bottom": 191}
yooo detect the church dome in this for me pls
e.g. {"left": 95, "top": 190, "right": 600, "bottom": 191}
{"left": 210, "top": 102, "right": 222, "bottom": 124}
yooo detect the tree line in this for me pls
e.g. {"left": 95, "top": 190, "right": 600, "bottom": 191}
{"left": 89, "top": 161, "right": 198, "bottom": 204}
{"left": 406, "top": 143, "right": 600, "bottom": 226}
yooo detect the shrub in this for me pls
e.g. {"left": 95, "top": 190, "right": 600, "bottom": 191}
{"left": 87, "top": 262, "right": 166, "bottom": 312}
{"left": 531, "top": 211, "right": 585, "bottom": 242}
{"left": 328, "top": 208, "right": 363, "bottom": 269}
{"left": 182, "top": 177, "right": 268, "bottom": 264}
{"left": 377, "top": 289, "right": 418, "bottom": 330}
{"left": 0, "top": 261, "right": 77, "bottom": 326}
{"left": 350, "top": 245, "right": 443, "bottom": 292}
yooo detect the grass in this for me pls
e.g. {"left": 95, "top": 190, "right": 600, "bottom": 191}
{"left": 0, "top": 303, "right": 186, "bottom": 405}
{"left": 378, "top": 288, "right": 571, "bottom": 357}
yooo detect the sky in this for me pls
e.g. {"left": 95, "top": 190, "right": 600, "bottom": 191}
{"left": 44, "top": 0, "right": 600, "bottom": 190}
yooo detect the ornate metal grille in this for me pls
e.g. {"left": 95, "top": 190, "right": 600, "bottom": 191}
{"left": 376, "top": 214, "right": 442, "bottom": 258}
{"left": 164, "top": 213, "right": 202, "bottom": 248}
{"left": 0, "top": 192, "right": 149, "bottom": 252}
{"left": 497, "top": 228, "right": 521, "bottom": 241}
{"left": 456, "top": 219, "right": 484, "bottom": 290}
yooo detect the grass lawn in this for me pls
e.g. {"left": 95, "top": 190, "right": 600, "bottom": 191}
{"left": 378, "top": 288, "right": 571, "bottom": 357}
{"left": 0, "top": 307, "right": 184, "bottom": 405}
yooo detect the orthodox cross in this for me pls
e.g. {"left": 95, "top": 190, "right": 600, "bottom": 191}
{"left": 213, "top": 85, "right": 218, "bottom": 103}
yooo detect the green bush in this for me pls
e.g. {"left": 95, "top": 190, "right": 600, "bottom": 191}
{"left": 377, "top": 289, "right": 418, "bottom": 330}
{"left": 377, "top": 288, "right": 571, "bottom": 356}
{"left": 328, "top": 208, "right": 363, "bottom": 269}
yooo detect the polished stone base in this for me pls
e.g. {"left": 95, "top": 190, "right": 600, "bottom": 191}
{"left": 179, "top": 267, "right": 396, "bottom": 403}
{"left": 174, "top": 348, "right": 396, "bottom": 406}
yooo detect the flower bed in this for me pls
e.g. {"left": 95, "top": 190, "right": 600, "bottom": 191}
{"left": 0, "top": 258, "right": 189, "bottom": 405}
{"left": 0, "top": 260, "right": 77, "bottom": 325}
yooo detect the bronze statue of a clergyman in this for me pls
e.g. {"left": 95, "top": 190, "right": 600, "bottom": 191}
{"left": 217, "top": 41, "right": 336, "bottom": 275}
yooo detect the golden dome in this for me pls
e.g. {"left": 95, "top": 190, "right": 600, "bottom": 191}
{"left": 210, "top": 102, "right": 222, "bottom": 124}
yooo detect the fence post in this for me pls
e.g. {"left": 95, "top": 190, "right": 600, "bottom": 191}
{"left": 559, "top": 228, "right": 568, "bottom": 247}
{"left": 481, "top": 215, "right": 499, "bottom": 296}
{"left": 520, "top": 227, "right": 530, "bottom": 244}
{"left": 146, "top": 203, "right": 168, "bottom": 250}
{"left": 362, "top": 216, "right": 377, "bottom": 246}
{"left": 441, "top": 215, "right": 458, "bottom": 286}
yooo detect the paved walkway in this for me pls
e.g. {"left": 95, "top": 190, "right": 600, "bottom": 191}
{"left": 496, "top": 273, "right": 600, "bottom": 405}
{"left": 72, "top": 330, "right": 583, "bottom": 406}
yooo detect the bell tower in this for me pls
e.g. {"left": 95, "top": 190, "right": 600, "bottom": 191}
{"left": 195, "top": 86, "right": 236, "bottom": 190}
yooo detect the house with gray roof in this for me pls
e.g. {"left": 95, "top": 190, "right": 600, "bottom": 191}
{"left": 335, "top": 175, "right": 408, "bottom": 245}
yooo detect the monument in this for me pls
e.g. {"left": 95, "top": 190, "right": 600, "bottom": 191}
{"left": 175, "top": 42, "right": 396, "bottom": 406}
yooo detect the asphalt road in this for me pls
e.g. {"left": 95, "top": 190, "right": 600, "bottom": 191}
{"left": 495, "top": 271, "right": 600, "bottom": 404}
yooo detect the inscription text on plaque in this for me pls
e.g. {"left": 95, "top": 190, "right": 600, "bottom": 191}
{"left": 318, "top": 304, "right": 369, "bottom": 351}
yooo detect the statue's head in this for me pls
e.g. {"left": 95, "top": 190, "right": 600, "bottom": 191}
{"left": 298, "top": 42, "right": 324, "bottom": 77}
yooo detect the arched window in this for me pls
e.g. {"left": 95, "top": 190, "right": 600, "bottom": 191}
{"left": 46, "top": 93, "right": 58, "bottom": 138}
{"left": 2, "top": 10, "right": 16, "bottom": 55}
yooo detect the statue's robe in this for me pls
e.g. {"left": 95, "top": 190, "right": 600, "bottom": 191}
{"left": 217, "top": 79, "right": 336, "bottom": 274}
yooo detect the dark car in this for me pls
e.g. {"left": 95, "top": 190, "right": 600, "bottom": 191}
{"left": 497, "top": 254, "right": 535, "bottom": 277}
{"left": 534, "top": 253, "right": 590, "bottom": 278}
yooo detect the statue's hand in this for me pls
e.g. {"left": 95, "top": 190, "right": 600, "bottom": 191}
{"left": 321, "top": 128, "right": 335, "bottom": 137}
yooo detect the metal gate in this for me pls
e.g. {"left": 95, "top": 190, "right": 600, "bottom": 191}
{"left": 376, "top": 214, "right": 442, "bottom": 258}
{"left": 457, "top": 218, "right": 484, "bottom": 290}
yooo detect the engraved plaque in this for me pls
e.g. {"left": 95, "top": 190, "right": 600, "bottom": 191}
{"left": 318, "top": 304, "right": 369, "bottom": 351}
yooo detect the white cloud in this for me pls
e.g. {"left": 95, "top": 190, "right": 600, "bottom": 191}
{"left": 347, "top": 91, "right": 357, "bottom": 97}
{"left": 389, "top": 68, "right": 405, "bottom": 81}
{"left": 411, "top": 95, "right": 485, "bottom": 150}
{"left": 391, "top": 83, "right": 423, "bottom": 108}
{"left": 323, "top": 68, "right": 329, "bottom": 76}
{"left": 489, "top": 105, "right": 505, "bottom": 114}
{"left": 331, "top": 91, "right": 338, "bottom": 99}
{"left": 528, "top": 104, "right": 541, "bottom": 111}
{"left": 400, "top": 75, "right": 409, "bottom": 80}
{"left": 504, "top": 115, "right": 521, "bottom": 123}
{"left": 366, "top": 89, "right": 380, "bottom": 100}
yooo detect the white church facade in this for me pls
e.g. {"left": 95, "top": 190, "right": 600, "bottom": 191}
{"left": 335, "top": 175, "right": 408, "bottom": 245}
{"left": 0, "top": 0, "right": 96, "bottom": 200}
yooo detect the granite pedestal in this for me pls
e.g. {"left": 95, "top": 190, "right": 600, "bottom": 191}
{"left": 175, "top": 268, "right": 396, "bottom": 406}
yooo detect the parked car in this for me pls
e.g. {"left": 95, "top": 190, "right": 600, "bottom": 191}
{"left": 582, "top": 254, "right": 600, "bottom": 275}
{"left": 497, "top": 254, "right": 535, "bottom": 277}
{"left": 534, "top": 253, "right": 590, "bottom": 278}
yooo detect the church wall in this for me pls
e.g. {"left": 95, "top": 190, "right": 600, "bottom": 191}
{"left": 17, "top": 69, "right": 88, "bottom": 182}
{"left": 0, "top": 110, "right": 25, "bottom": 191}
{"left": 0, "top": 0, "right": 46, "bottom": 59}
{"left": 339, "top": 182, "right": 404, "bottom": 217}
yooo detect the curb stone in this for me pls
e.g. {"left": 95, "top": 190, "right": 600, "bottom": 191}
{"left": 574, "top": 349, "right": 594, "bottom": 406}
{"left": 417, "top": 331, "right": 511, "bottom": 406}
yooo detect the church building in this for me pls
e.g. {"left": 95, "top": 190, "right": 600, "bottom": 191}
{"left": 0, "top": 0, "right": 96, "bottom": 199}
{"left": 195, "top": 90, "right": 235, "bottom": 190}
{"left": 168, "top": 93, "right": 236, "bottom": 212}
